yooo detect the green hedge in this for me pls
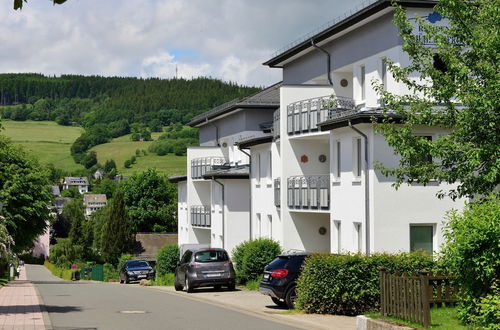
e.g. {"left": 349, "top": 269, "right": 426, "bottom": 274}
{"left": 103, "top": 263, "right": 119, "bottom": 282}
{"left": 44, "top": 261, "right": 74, "bottom": 281}
{"left": 232, "top": 238, "right": 282, "bottom": 284}
{"left": 156, "top": 244, "right": 179, "bottom": 276}
{"left": 296, "top": 253, "right": 435, "bottom": 315}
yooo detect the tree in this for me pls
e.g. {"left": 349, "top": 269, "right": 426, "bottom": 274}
{"left": 92, "top": 178, "right": 117, "bottom": 199}
{"left": 14, "top": 0, "right": 67, "bottom": 10}
{"left": 374, "top": 0, "right": 499, "bottom": 200}
{"left": 64, "top": 198, "right": 86, "bottom": 247}
{"left": 61, "top": 186, "right": 80, "bottom": 198}
{"left": 122, "top": 169, "right": 177, "bottom": 233}
{"left": 123, "top": 159, "right": 132, "bottom": 168}
{"left": 100, "top": 189, "right": 134, "bottom": 264}
{"left": 0, "top": 135, "right": 52, "bottom": 251}
{"left": 82, "top": 151, "right": 97, "bottom": 169}
{"left": 104, "top": 159, "right": 117, "bottom": 174}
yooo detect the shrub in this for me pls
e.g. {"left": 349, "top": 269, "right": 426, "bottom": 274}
{"left": 103, "top": 263, "right": 119, "bottom": 282}
{"left": 152, "top": 273, "right": 175, "bottom": 286}
{"left": 440, "top": 195, "right": 500, "bottom": 326}
{"left": 470, "top": 282, "right": 500, "bottom": 329}
{"left": 44, "top": 260, "right": 74, "bottom": 280}
{"left": 124, "top": 159, "right": 132, "bottom": 168}
{"left": 232, "top": 238, "right": 282, "bottom": 284}
{"left": 296, "top": 252, "right": 435, "bottom": 315}
{"left": 117, "top": 254, "right": 133, "bottom": 272}
{"left": 156, "top": 244, "right": 180, "bottom": 276}
{"left": 18, "top": 253, "right": 45, "bottom": 265}
{"left": 48, "top": 238, "right": 84, "bottom": 268}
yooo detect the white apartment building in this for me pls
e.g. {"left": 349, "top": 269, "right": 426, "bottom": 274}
{"left": 83, "top": 194, "right": 107, "bottom": 218}
{"left": 169, "top": 84, "right": 280, "bottom": 254}
{"left": 62, "top": 177, "right": 89, "bottom": 194}
{"left": 173, "top": 0, "right": 464, "bottom": 256}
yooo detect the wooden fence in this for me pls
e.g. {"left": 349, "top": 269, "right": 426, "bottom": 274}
{"left": 379, "top": 268, "right": 460, "bottom": 327}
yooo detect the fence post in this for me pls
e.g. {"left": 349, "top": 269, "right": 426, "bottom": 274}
{"left": 380, "top": 267, "right": 386, "bottom": 316}
{"left": 420, "top": 271, "right": 431, "bottom": 327}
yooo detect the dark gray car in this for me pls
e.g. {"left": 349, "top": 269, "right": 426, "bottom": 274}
{"left": 174, "top": 248, "right": 236, "bottom": 292}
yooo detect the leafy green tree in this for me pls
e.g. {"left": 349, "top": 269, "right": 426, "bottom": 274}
{"left": 14, "top": 0, "right": 67, "bottom": 10}
{"left": 140, "top": 129, "right": 152, "bottom": 141}
{"left": 122, "top": 169, "right": 177, "bottom": 232}
{"left": 93, "top": 178, "right": 118, "bottom": 199}
{"left": 104, "top": 159, "right": 117, "bottom": 174}
{"left": 123, "top": 159, "right": 132, "bottom": 168}
{"left": 100, "top": 190, "right": 134, "bottom": 264}
{"left": 82, "top": 151, "right": 97, "bottom": 169}
{"left": 61, "top": 186, "right": 80, "bottom": 198}
{"left": 130, "top": 133, "right": 140, "bottom": 141}
{"left": 64, "top": 198, "right": 86, "bottom": 247}
{"left": 0, "top": 135, "right": 52, "bottom": 251}
{"left": 374, "top": 0, "right": 499, "bottom": 200}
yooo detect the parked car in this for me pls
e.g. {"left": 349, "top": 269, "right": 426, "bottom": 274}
{"left": 119, "top": 259, "right": 155, "bottom": 284}
{"left": 259, "top": 253, "right": 309, "bottom": 309}
{"left": 174, "top": 248, "right": 236, "bottom": 292}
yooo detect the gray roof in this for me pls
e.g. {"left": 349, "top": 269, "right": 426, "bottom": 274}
{"left": 51, "top": 185, "right": 61, "bottom": 197}
{"left": 264, "top": 0, "right": 437, "bottom": 68}
{"left": 83, "top": 194, "right": 107, "bottom": 205}
{"left": 187, "top": 82, "right": 281, "bottom": 127}
{"left": 237, "top": 135, "right": 273, "bottom": 149}
{"left": 203, "top": 165, "right": 250, "bottom": 179}
{"left": 168, "top": 175, "right": 187, "bottom": 183}
{"left": 63, "top": 177, "right": 89, "bottom": 186}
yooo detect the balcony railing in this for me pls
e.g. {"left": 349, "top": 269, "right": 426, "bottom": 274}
{"left": 272, "top": 109, "right": 280, "bottom": 140}
{"left": 287, "top": 175, "right": 330, "bottom": 210}
{"left": 286, "top": 96, "right": 355, "bottom": 135}
{"left": 274, "top": 178, "right": 280, "bottom": 207}
{"left": 190, "top": 205, "right": 211, "bottom": 228}
{"left": 191, "top": 157, "right": 225, "bottom": 179}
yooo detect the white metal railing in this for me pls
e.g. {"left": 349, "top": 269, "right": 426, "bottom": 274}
{"left": 286, "top": 96, "right": 355, "bottom": 135}
{"left": 190, "top": 205, "right": 211, "bottom": 228}
{"left": 287, "top": 175, "right": 330, "bottom": 210}
{"left": 190, "top": 157, "right": 225, "bottom": 179}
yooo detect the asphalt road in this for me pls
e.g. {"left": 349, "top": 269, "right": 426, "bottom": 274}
{"left": 27, "top": 264, "right": 301, "bottom": 330}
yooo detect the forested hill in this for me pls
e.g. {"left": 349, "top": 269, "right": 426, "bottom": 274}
{"left": 0, "top": 73, "right": 260, "bottom": 125}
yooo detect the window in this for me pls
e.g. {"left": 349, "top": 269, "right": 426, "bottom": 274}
{"left": 334, "top": 221, "right": 341, "bottom": 253}
{"left": 354, "top": 222, "right": 362, "bottom": 253}
{"left": 268, "top": 215, "right": 272, "bottom": 238}
{"left": 360, "top": 65, "right": 366, "bottom": 100}
{"left": 334, "top": 140, "right": 341, "bottom": 179}
{"left": 255, "top": 153, "right": 261, "bottom": 184}
{"left": 256, "top": 213, "right": 261, "bottom": 238}
{"left": 353, "top": 138, "right": 362, "bottom": 178}
{"left": 381, "top": 58, "right": 387, "bottom": 91}
{"left": 410, "top": 225, "right": 434, "bottom": 255}
{"left": 194, "top": 250, "right": 229, "bottom": 263}
{"left": 268, "top": 151, "right": 272, "bottom": 182}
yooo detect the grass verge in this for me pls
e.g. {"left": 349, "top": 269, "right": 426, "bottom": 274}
{"left": 366, "top": 307, "right": 471, "bottom": 329}
{"left": 44, "top": 261, "right": 73, "bottom": 281}
{"left": 243, "top": 279, "right": 260, "bottom": 291}
{"left": 152, "top": 273, "right": 175, "bottom": 286}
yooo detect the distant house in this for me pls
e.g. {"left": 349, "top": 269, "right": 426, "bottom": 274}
{"left": 62, "top": 177, "right": 89, "bottom": 194}
{"left": 50, "top": 185, "right": 61, "bottom": 197}
{"left": 52, "top": 197, "right": 72, "bottom": 215}
{"left": 113, "top": 176, "right": 129, "bottom": 182}
{"left": 94, "top": 168, "right": 105, "bottom": 180}
{"left": 83, "top": 194, "right": 107, "bottom": 218}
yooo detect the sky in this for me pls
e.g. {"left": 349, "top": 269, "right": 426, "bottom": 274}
{"left": 1, "top": 0, "right": 370, "bottom": 86}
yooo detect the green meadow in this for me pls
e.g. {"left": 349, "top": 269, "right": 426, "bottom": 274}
{"left": 1, "top": 120, "right": 187, "bottom": 176}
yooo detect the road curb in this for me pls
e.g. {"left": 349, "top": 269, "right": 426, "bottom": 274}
{"left": 32, "top": 279, "right": 54, "bottom": 330}
{"left": 145, "top": 286, "right": 333, "bottom": 330}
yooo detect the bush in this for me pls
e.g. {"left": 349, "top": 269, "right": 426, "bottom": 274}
{"left": 156, "top": 244, "right": 180, "bottom": 276}
{"left": 103, "top": 263, "right": 119, "bottom": 282}
{"left": 152, "top": 273, "right": 175, "bottom": 286}
{"left": 232, "top": 238, "right": 282, "bottom": 284}
{"left": 44, "top": 261, "right": 74, "bottom": 280}
{"left": 117, "top": 254, "right": 133, "bottom": 272}
{"left": 48, "top": 238, "right": 84, "bottom": 268}
{"left": 440, "top": 195, "right": 500, "bottom": 326}
{"left": 470, "top": 282, "right": 500, "bottom": 329}
{"left": 296, "top": 252, "right": 435, "bottom": 315}
{"left": 124, "top": 159, "right": 132, "bottom": 168}
{"left": 18, "top": 253, "right": 45, "bottom": 265}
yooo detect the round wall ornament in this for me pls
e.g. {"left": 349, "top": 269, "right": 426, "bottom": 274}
{"left": 300, "top": 155, "right": 308, "bottom": 163}
{"left": 318, "top": 154, "right": 327, "bottom": 163}
{"left": 340, "top": 78, "right": 349, "bottom": 87}
{"left": 319, "top": 227, "right": 327, "bottom": 235}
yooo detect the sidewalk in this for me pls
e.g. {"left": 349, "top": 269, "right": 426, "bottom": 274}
{"left": 0, "top": 265, "right": 46, "bottom": 330}
{"left": 148, "top": 285, "right": 356, "bottom": 330}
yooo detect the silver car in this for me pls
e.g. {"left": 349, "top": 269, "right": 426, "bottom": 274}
{"left": 174, "top": 248, "right": 236, "bottom": 292}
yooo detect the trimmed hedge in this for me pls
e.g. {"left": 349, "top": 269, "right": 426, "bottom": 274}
{"left": 232, "top": 238, "right": 282, "bottom": 284}
{"left": 156, "top": 244, "right": 180, "bottom": 276}
{"left": 296, "top": 252, "right": 435, "bottom": 315}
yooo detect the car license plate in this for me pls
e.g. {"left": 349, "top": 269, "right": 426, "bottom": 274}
{"left": 206, "top": 273, "right": 220, "bottom": 278}
{"left": 138, "top": 275, "right": 147, "bottom": 279}
{"left": 263, "top": 273, "right": 270, "bottom": 281}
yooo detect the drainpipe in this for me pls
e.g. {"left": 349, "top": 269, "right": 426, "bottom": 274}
{"left": 348, "top": 120, "right": 370, "bottom": 255}
{"left": 238, "top": 144, "right": 252, "bottom": 240}
{"left": 311, "top": 39, "right": 333, "bottom": 86}
{"left": 212, "top": 178, "right": 225, "bottom": 249}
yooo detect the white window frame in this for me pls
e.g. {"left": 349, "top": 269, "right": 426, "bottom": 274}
{"left": 267, "top": 214, "right": 272, "bottom": 239}
{"left": 360, "top": 65, "right": 366, "bottom": 100}
{"left": 353, "top": 137, "right": 362, "bottom": 180}
{"left": 334, "top": 220, "right": 341, "bottom": 254}
{"left": 354, "top": 222, "right": 362, "bottom": 253}
{"left": 256, "top": 213, "right": 261, "bottom": 238}
{"left": 333, "top": 139, "right": 341, "bottom": 180}
{"left": 255, "top": 153, "right": 261, "bottom": 185}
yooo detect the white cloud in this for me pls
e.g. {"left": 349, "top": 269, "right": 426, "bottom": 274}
{"left": 0, "top": 0, "right": 367, "bottom": 85}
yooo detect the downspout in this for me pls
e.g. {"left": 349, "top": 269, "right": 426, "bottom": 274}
{"left": 238, "top": 144, "right": 252, "bottom": 240}
{"left": 311, "top": 39, "right": 333, "bottom": 86}
{"left": 348, "top": 120, "right": 370, "bottom": 255}
{"left": 212, "top": 178, "right": 225, "bottom": 249}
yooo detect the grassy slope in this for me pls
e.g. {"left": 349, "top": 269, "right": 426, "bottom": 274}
{"left": 91, "top": 133, "right": 187, "bottom": 176}
{"left": 1, "top": 120, "right": 84, "bottom": 172}
{"left": 1, "top": 120, "right": 187, "bottom": 176}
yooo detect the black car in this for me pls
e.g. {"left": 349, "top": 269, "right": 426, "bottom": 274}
{"left": 174, "top": 248, "right": 236, "bottom": 292}
{"left": 259, "top": 253, "right": 309, "bottom": 309}
{"left": 119, "top": 260, "right": 155, "bottom": 284}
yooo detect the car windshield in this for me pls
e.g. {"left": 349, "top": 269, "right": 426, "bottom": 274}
{"left": 194, "top": 250, "right": 228, "bottom": 263}
{"left": 127, "top": 261, "right": 149, "bottom": 268}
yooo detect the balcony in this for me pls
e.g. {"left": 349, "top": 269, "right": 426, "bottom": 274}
{"left": 191, "top": 157, "right": 225, "bottom": 179}
{"left": 274, "top": 178, "right": 280, "bottom": 207}
{"left": 286, "top": 96, "right": 355, "bottom": 136}
{"left": 190, "top": 205, "right": 211, "bottom": 228}
{"left": 287, "top": 175, "right": 330, "bottom": 210}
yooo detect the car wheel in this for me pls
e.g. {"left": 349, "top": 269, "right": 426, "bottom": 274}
{"left": 271, "top": 297, "right": 287, "bottom": 308}
{"left": 214, "top": 285, "right": 222, "bottom": 290}
{"left": 119, "top": 278, "right": 124, "bottom": 284}
{"left": 185, "top": 277, "right": 193, "bottom": 293}
{"left": 125, "top": 275, "right": 130, "bottom": 284}
{"left": 285, "top": 285, "right": 297, "bottom": 309}
{"left": 227, "top": 283, "right": 236, "bottom": 291}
